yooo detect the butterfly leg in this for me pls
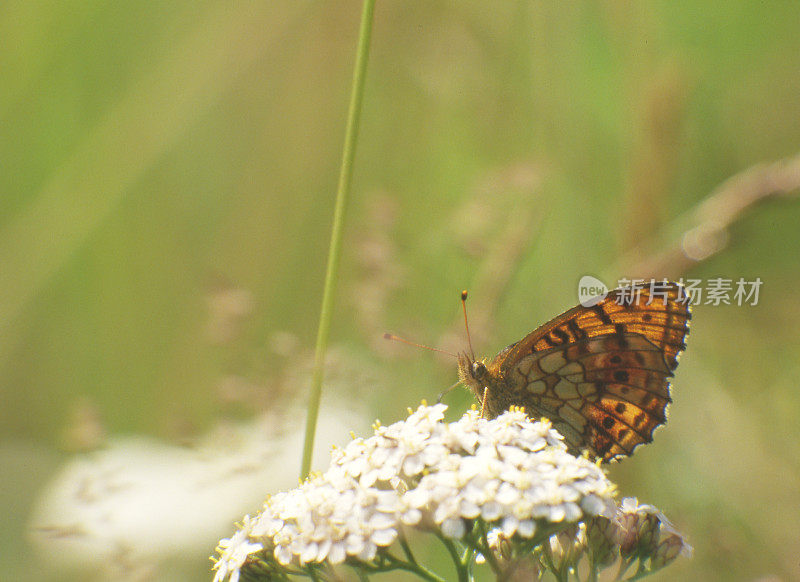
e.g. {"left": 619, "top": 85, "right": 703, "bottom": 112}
{"left": 437, "top": 380, "right": 462, "bottom": 404}
{"left": 480, "top": 386, "right": 489, "bottom": 418}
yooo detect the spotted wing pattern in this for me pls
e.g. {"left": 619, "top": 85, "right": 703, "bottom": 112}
{"left": 482, "top": 283, "right": 691, "bottom": 462}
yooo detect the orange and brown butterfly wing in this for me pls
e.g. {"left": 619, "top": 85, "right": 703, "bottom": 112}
{"left": 485, "top": 283, "right": 691, "bottom": 462}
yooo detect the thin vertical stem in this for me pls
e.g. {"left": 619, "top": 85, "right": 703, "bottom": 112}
{"left": 300, "top": 0, "right": 376, "bottom": 479}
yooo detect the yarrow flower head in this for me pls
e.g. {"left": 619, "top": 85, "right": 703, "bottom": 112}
{"left": 213, "top": 516, "right": 263, "bottom": 582}
{"left": 212, "top": 404, "right": 690, "bottom": 581}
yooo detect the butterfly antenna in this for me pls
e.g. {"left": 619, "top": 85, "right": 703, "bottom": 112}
{"left": 461, "top": 290, "right": 476, "bottom": 361}
{"left": 383, "top": 333, "right": 457, "bottom": 358}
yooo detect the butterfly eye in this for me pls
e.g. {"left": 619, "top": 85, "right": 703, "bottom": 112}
{"left": 472, "top": 361, "right": 487, "bottom": 379}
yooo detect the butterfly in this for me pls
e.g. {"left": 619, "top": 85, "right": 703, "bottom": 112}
{"left": 457, "top": 282, "right": 691, "bottom": 462}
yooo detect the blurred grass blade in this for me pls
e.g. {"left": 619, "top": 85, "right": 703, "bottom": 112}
{"left": 300, "top": 0, "right": 376, "bottom": 479}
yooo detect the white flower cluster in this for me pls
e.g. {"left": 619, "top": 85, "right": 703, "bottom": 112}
{"left": 475, "top": 496, "right": 693, "bottom": 575}
{"left": 212, "top": 404, "right": 617, "bottom": 581}
{"left": 252, "top": 466, "right": 402, "bottom": 567}
{"left": 213, "top": 515, "right": 264, "bottom": 582}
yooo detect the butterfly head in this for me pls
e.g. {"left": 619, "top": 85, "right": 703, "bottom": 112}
{"left": 457, "top": 353, "right": 488, "bottom": 396}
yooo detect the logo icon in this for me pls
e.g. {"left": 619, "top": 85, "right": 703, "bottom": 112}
{"left": 578, "top": 275, "right": 609, "bottom": 307}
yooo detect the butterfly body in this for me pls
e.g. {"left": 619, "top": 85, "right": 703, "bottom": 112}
{"left": 458, "top": 283, "right": 691, "bottom": 462}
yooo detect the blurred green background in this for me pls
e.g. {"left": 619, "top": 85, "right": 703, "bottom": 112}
{"left": 3, "top": 2, "right": 800, "bottom": 581}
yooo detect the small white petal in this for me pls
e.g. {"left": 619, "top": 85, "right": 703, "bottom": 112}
{"left": 274, "top": 544, "right": 293, "bottom": 565}
{"left": 358, "top": 541, "right": 378, "bottom": 561}
{"left": 441, "top": 518, "right": 466, "bottom": 539}
{"left": 328, "top": 542, "right": 347, "bottom": 564}
{"left": 481, "top": 501, "right": 502, "bottom": 522}
{"left": 517, "top": 519, "right": 536, "bottom": 538}
{"left": 300, "top": 541, "right": 318, "bottom": 563}
{"left": 345, "top": 533, "right": 365, "bottom": 555}
{"left": 501, "top": 516, "right": 518, "bottom": 536}
{"left": 402, "top": 454, "right": 426, "bottom": 475}
{"left": 403, "top": 488, "right": 430, "bottom": 509}
{"left": 459, "top": 500, "right": 481, "bottom": 519}
{"left": 563, "top": 502, "right": 582, "bottom": 522}
{"left": 549, "top": 504, "right": 566, "bottom": 522}
{"left": 369, "top": 512, "right": 397, "bottom": 530}
{"left": 372, "top": 528, "right": 398, "bottom": 546}
{"left": 400, "top": 508, "right": 421, "bottom": 525}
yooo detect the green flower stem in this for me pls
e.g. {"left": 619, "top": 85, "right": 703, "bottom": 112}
{"left": 381, "top": 550, "right": 446, "bottom": 582}
{"left": 471, "top": 521, "right": 502, "bottom": 576}
{"left": 398, "top": 531, "right": 418, "bottom": 565}
{"left": 281, "top": 567, "right": 304, "bottom": 579}
{"left": 460, "top": 543, "right": 475, "bottom": 568}
{"left": 433, "top": 531, "right": 470, "bottom": 582}
{"left": 586, "top": 555, "right": 599, "bottom": 582}
{"left": 461, "top": 547, "right": 477, "bottom": 582}
{"left": 541, "top": 551, "right": 560, "bottom": 579}
{"left": 300, "top": 0, "right": 376, "bottom": 479}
